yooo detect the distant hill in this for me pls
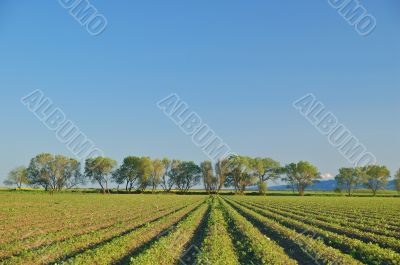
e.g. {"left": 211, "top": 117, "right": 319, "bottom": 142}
{"left": 386, "top": 180, "right": 396, "bottom": 190}
{"left": 268, "top": 179, "right": 397, "bottom": 191}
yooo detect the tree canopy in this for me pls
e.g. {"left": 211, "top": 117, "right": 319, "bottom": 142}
{"left": 85, "top": 157, "right": 116, "bottom": 193}
{"left": 362, "top": 165, "right": 390, "bottom": 196}
{"left": 3, "top": 166, "right": 28, "bottom": 189}
{"left": 27, "top": 153, "right": 84, "bottom": 192}
{"left": 173, "top": 161, "right": 201, "bottom": 193}
{"left": 12, "top": 152, "right": 398, "bottom": 196}
{"left": 282, "top": 161, "right": 320, "bottom": 196}
{"left": 335, "top": 167, "right": 363, "bottom": 196}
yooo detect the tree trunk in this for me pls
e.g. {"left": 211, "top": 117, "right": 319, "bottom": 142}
{"left": 98, "top": 182, "right": 105, "bottom": 194}
{"left": 105, "top": 181, "right": 109, "bottom": 194}
{"left": 299, "top": 186, "right": 305, "bottom": 196}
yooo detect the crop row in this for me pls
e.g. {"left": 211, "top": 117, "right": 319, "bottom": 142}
{"left": 129, "top": 201, "right": 208, "bottom": 264}
{"left": 0, "top": 202, "right": 179, "bottom": 259}
{"left": 257, "top": 200, "right": 400, "bottom": 238}
{"left": 2, "top": 198, "right": 205, "bottom": 264}
{"left": 0, "top": 195, "right": 203, "bottom": 257}
{"left": 230, "top": 197, "right": 400, "bottom": 265}
{"left": 219, "top": 198, "right": 298, "bottom": 264}
{"left": 1, "top": 194, "right": 398, "bottom": 265}
{"left": 224, "top": 197, "right": 363, "bottom": 265}
{"left": 64, "top": 200, "right": 205, "bottom": 265}
{"left": 0, "top": 195, "right": 193, "bottom": 243}
{"left": 255, "top": 198, "right": 400, "bottom": 228}
{"left": 196, "top": 197, "right": 240, "bottom": 265}
{"left": 244, "top": 200, "right": 400, "bottom": 252}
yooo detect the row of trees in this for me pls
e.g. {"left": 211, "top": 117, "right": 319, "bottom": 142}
{"left": 3, "top": 154, "right": 203, "bottom": 194}
{"left": 6, "top": 154, "right": 85, "bottom": 193}
{"left": 335, "top": 166, "right": 397, "bottom": 196}
{"left": 111, "top": 157, "right": 202, "bottom": 194}
{"left": 3, "top": 153, "right": 400, "bottom": 196}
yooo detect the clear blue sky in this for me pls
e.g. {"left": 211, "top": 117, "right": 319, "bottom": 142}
{"left": 1, "top": 1, "right": 399, "bottom": 185}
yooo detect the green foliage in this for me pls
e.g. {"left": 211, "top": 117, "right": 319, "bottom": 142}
{"left": 225, "top": 155, "right": 257, "bottom": 194}
{"left": 258, "top": 182, "right": 267, "bottom": 194}
{"left": 3, "top": 166, "right": 28, "bottom": 189}
{"left": 200, "top": 161, "right": 217, "bottom": 193}
{"left": 335, "top": 167, "right": 363, "bottom": 196}
{"left": 0, "top": 193, "right": 399, "bottom": 265}
{"left": 0, "top": 193, "right": 205, "bottom": 264}
{"left": 27, "top": 153, "right": 83, "bottom": 192}
{"left": 282, "top": 161, "right": 320, "bottom": 196}
{"left": 21, "top": 153, "right": 398, "bottom": 196}
{"left": 160, "top": 158, "right": 179, "bottom": 192}
{"left": 250, "top": 157, "right": 280, "bottom": 195}
{"left": 215, "top": 158, "right": 230, "bottom": 193}
{"left": 129, "top": 202, "right": 208, "bottom": 264}
{"left": 27, "top": 153, "right": 54, "bottom": 190}
{"left": 172, "top": 161, "right": 202, "bottom": 193}
{"left": 85, "top": 157, "right": 117, "bottom": 193}
{"left": 362, "top": 165, "right": 391, "bottom": 196}
{"left": 228, "top": 197, "right": 400, "bottom": 265}
{"left": 112, "top": 156, "right": 141, "bottom": 191}
{"left": 196, "top": 197, "right": 240, "bottom": 265}
{"left": 149, "top": 159, "right": 166, "bottom": 193}
{"left": 220, "top": 198, "right": 297, "bottom": 264}
{"left": 135, "top": 157, "right": 152, "bottom": 192}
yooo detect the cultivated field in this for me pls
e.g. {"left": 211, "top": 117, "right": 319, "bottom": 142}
{"left": 0, "top": 193, "right": 399, "bottom": 265}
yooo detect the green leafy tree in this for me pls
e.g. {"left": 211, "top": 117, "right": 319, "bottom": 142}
{"left": 362, "top": 165, "right": 390, "bottom": 196}
{"left": 226, "top": 156, "right": 256, "bottom": 194}
{"left": 47, "top": 155, "right": 69, "bottom": 192}
{"left": 173, "top": 161, "right": 201, "bottom": 193}
{"left": 137, "top": 157, "right": 153, "bottom": 192}
{"left": 113, "top": 156, "right": 141, "bottom": 192}
{"left": 335, "top": 167, "right": 363, "bottom": 196}
{"left": 27, "top": 153, "right": 53, "bottom": 190}
{"left": 62, "top": 157, "right": 83, "bottom": 189}
{"left": 112, "top": 167, "right": 126, "bottom": 191}
{"left": 149, "top": 159, "right": 165, "bottom": 193}
{"left": 282, "top": 174, "right": 296, "bottom": 193}
{"left": 215, "top": 158, "right": 230, "bottom": 193}
{"left": 85, "top": 157, "right": 116, "bottom": 194}
{"left": 4, "top": 166, "right": 28, "bottom": 189}
{"left": 251, "top": 157, "right": 281, "bottom": 195}
{"left": 161, "top": 159, "right": 181, "bottom": 192}
{"left": 282, "top": 161, "right": 320, "bottom": 196}
{"left": 27, "top": 154, "right": 83, "bottom": 192}
{"left": 49, "top": 155, "right": 83, "bottom": 191}
{"left": 200, "top": 161, "right": 217, "bottom": 193}
{"left": 278, "top": 167, "right": 296, "bottom": 193}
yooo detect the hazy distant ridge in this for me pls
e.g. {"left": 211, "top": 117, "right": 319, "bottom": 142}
{"left": 268, "top": 179, "right": 397, "bottom": 191}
